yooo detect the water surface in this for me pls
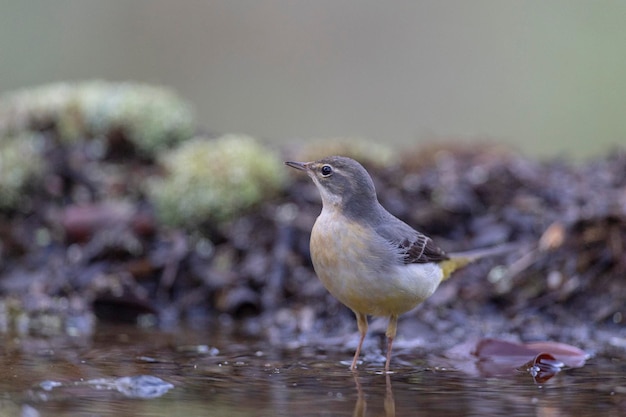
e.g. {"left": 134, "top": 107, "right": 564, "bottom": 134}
{"left": 1, "top": 323, "right": 624, "bottom": 416}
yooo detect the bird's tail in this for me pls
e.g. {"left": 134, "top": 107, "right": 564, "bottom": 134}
{"left": 439, "top": 242, "right": 520, "bottom": 280}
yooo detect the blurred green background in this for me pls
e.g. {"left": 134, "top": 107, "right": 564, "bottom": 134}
{"left": 2, "top": 1, "right": 625, "bottom": 159}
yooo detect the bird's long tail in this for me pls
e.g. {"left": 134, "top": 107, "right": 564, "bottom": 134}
{"left": 439, "top": 242, "right": 520, "bottom": 280}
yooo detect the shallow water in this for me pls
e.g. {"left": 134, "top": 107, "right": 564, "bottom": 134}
{"left": 1, "top": 323, "right": 624, "bottom": 417}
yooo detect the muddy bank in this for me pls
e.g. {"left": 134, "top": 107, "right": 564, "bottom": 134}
{"left": 0, "top": 83, "right": 624, "bottom": 357}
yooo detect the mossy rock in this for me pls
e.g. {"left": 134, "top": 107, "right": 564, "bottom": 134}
{"left": 0, "top": 81, "right": 195, "bottom": 156}
{"left": 148, "top": 134, "right": 286, "bottom": 228}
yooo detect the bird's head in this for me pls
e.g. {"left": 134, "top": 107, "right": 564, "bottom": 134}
{"left": 285, "top": 156, "right": 378, "bottom": 216}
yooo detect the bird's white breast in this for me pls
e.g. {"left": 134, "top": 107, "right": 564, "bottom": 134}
{"left": 310, "top": 208, "right": 444, "bottom": 317}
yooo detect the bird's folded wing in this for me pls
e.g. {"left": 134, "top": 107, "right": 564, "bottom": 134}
{"left": 399, "top": 233, "right": 449, "bottom": 264}
{"left": 374, "top": 218, "right": 449, "bottom": 264}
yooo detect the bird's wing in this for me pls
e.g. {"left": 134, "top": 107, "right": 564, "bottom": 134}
{"left": 398, "top": 232, "right": 449, "bottom": 264}
{"left": 374, "top": 214, "right": 449, "bottom": 264}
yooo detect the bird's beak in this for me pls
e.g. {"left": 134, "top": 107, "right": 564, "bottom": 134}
{"left": 284, "top": 161, "right": 309, "bottom": 171}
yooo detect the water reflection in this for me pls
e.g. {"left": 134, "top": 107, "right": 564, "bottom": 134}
{"left": 0, "top": 323, "right": 623, "bottom": 416}
{"left": 353, "top": 373, "right": 395, "bottom": 417}
{"left": 33, "top": 375, "right": 174, "bottom": 400}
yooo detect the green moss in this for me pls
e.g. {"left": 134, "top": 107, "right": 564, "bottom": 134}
{"left": 0, "top": 133, "right": 44, "bottom": 210}
{"left": 148, "top": 134, "right": 285, "bottom": 228}
{"left": 0, "top": 81, "right": 195, "bottom": 156}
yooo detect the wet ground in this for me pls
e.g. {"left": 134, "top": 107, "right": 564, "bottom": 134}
{"left": 1, "top": 322, "right": 624, "bottom": 417}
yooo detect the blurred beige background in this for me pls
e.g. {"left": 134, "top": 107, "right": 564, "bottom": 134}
{"left": 1, "top": 1, "right": 625, "bottom": 159}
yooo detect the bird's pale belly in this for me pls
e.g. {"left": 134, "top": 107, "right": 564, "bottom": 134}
{"left": 310, "top": 211, "right": 444, "bottom": 317}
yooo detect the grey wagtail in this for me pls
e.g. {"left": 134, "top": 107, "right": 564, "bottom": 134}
{"left": 286, "top": 155, "right": 513, "bottom": 372}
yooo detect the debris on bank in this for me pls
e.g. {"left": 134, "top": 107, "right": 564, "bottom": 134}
{"left": 0, "top": 82, "right": 624, "bottom": 356}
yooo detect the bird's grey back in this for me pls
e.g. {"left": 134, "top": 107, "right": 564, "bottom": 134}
{"left": 374, "top": 209, "right": 449, "bottom": 264}
{"left": 329, "top": 155, "right": 449, "bottom": 264}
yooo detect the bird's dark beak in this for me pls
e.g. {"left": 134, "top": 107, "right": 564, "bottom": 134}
{"left": 285, "top": 161, "right": 308, "bottom": 171}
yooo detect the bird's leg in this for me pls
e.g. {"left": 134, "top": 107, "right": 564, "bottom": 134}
{"left": 351, "top": 311, "right": 368, "bottom": 371}
{"left": 384, "top": 314, "right": 398, "bottom": 372}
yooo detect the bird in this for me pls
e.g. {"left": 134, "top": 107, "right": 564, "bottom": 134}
{"left": 285, "top": 155, "right": 512, "bottom": 372}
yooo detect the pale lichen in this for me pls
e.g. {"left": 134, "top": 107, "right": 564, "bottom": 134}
{"left": 147, "top": 134, "right": 286, "bottom": 228}
{"left": 0, "top": 81, "right": 195, "bottom": 156}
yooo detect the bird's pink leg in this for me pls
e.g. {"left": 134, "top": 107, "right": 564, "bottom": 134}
{"left": 385, "top": 314, "right": 398, "bottom": 372}
{"left": 351, "top": 311, "right": 368, "bottom": 371}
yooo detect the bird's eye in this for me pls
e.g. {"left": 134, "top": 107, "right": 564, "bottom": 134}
{"left": 320, "top": 165, "right": 333, "bottom": 177}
